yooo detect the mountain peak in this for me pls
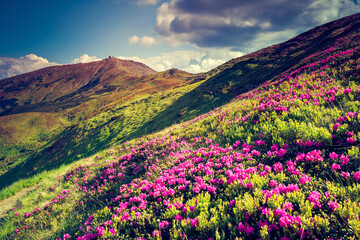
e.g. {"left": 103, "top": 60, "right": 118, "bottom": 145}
{"left": 0, "top": 58, "right": 157, "bottom": 113}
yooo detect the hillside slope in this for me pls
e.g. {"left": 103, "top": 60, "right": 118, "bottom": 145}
{"left": 1, "top": 13, "right": 360, "bottom": 240}
{"left": 135, "top": 12, "right": 360, "bottom": 136}
{"left": 0, "top": 57, "right": 157, "bottom": 115}
{"left": 0, "top": 61, "right": 194, "bottom": 176}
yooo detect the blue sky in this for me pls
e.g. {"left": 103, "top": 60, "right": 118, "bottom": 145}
{"left": 1, "top": 0, "right": 360, "bottom": 79}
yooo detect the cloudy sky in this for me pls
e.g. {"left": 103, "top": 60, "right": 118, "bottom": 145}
{"left": 1, "top": 0, "right": 359, "bottom": 79}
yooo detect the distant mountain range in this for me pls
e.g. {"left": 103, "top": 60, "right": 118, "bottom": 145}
{"left": 0, "top": 57, "right": 196, "bottom": 115}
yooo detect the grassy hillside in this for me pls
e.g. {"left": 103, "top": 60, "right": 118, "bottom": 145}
{"left": 0, "top": 67, "right": 194, "bottom": 176}
{"left": 0, "top": 13, "right": 360, "bottom": 240}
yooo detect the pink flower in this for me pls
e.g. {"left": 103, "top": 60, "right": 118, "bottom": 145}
{"left": 63, "top": 234, "right": 70, "bottom": 240}
{"left": 278, "top": 148, "right": 287, "bottom": 158}
{"left": 353, "top": 172, "right": 360, "bottom": 180}
{"left": 328, "top": 201, "right": 339, "bottom": 211}
{"left": 347, "top": 137, "right": 355, "bottom": 144}
{"left": 255, "top": 140, "right": 265, "bottom": 145}
{"left": 191, "top": 218, "right": 199, "bottom": 227}
{"left": 245, "top": 182, "right": 253, "bottom": 189}
{"left": 264, "top": 165, "right": 272, "bottom": 172}
{"left": 262, "top": 208, "right": 270, "bottom": 216}
{"left": 329, "top": 152, "right": 338, "bottom": 159}
{"left": 271, "top": 144, "right": 279, "bottom": 151}
{"left": 341, "top": 172, "right": 350, "bottom": 179}
{"left": 251, "top": 149, "right": 260, "bottom": 157}
{"left": 159, "top": 220, "right": 169, "bottom": 228}
{"left": 283, "top": 202, "right": 294, "bottom": 211}
{"left": 96, "top": 226, "right": 105, "bottom": 237}
{"left": 307, "top": 191, "right": 322, "bottom": 208}
{"left": 305, "top": 150, "right": 323, "bottom": 162}
{"left": 325, "top": 191, "right": 331, "bottom": 198}
{"left": 340, "top": 154, "right": 350, "bottom": 165}
{"left": 238, "top": 222, "right": 254, "bottom": 236}
{"left": 347, "top": 131, "right": 354, "bottom": 136}
{"left": 279, "top": 215, "right": 292, "bottom": 227}
{"left": 331, "top": 164, "right": 341, "bottom": 171}
{"left": 274, "top": 208, "right": 287, "bottom": 217}
{"left": 273, "top": 162, "right": 283, "bottom": 173}
{"left": 299, "top": 174, "right": 311, "bottom": 184}
{"left": 269, "top": 180, "right": 278, "bottom": 187}
{"left": 109, "top": 228, "right": 116, "bottom": 236}
{"left": 152, "top": 230, "right": 161, "bottom": 238}
{"left": 174, "top": 214, "right": 183, "bottom": 221}
{"left": 333, "top": 123, "right": 341, "bottom": 131}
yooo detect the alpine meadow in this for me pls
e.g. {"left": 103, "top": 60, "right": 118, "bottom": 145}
{"left": 1, "top": 11, "right": 360, "bottom": 240}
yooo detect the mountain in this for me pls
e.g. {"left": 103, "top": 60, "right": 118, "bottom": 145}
{"left": 0, "top": 57, "right": 157, "bottom": 115}
{"left": 0, "top": 59, "right": 195, "bottom": 176}
{"left": 1, "top": 13, "right": 360, "bottom": 239}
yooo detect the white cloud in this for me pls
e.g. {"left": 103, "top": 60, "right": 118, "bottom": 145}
{"left": 136, "top": 0, "right": 158, "bottom": 5}
{"left": 245, "top": 29, "right": 299, "bottom": 53}
{"left": 128, "top": 35, "right": 140, "bottom": 44}
{"left": 71, "top": 54, "right": 102, "bottom": 64}
{"left": 0, "top": 54, "right": 58, "bottom": 80}
{"left": 302, "top": 0, "right": 360, "bottom": 25}
{"left": 128, "top": 35, "right": 159, "bottom": 46}
{"left": 155, "top": 0, "right": 360, "bottom": 50}
{"left": 118, "top": 48, "right": 244, "bottom": 73}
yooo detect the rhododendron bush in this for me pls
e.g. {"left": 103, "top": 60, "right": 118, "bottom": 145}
{"left": 4, "top": 24, "right": 360, "bottom": 240}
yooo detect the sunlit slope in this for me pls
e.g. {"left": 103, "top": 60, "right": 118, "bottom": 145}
{"left": 137, "top": 12, "right": 360, "bottom": 137}
{"left": 1, "top": 13, "right": 360, "bottom": 240}
{"left": 0, "top": 64, "right": 194, "bottom": 175}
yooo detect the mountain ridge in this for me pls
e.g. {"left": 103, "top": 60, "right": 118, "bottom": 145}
{"left": 0, "top": 57, "right": 158, "bottom": 114}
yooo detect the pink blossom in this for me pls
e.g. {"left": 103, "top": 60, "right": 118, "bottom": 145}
{"left": 307, "top": 191, "right": 322, "bottom": 208}
{"left": 347, "top": 131, "right": 354, "bottom": 136}
{"left": 238, "top": 222, "right": 254, "bottom": 236}
{"left": 152, "top": 230, "right": 161, "bottom": 238}
{"left": 245, "top": 182, "right": 253, "bottom": 189}
{"left": 340, "top": 154, "right": 350, "bottom": 165}
{"left": 347, "top": 137, "right": 355, "bottom": 144}
{"left": 174, "top": 214, "right": 183, "bottom": 221}
{"left": 273, "top": 162, "right": 283, "bottom": 173}
{"left": 329, "top": 152, "right": 338, "bottom": 159}
{"left": 333, "top": 123, "right": 341, "bottom": 131}
{"left": 331, "top": 164, "right": 341, "bottom": 171}
{"left": 353, "top": 172, "right": 360, "bottom": 180}
{"left": 159, "top": 220, "right": 169, "bottom": 228}
{"left": 278, "top": 148, "right": 287, "bottom": 158}
{"left": 191, "top": 218, "right": 199, "bottom": 227}
{"left": 63, "top": 234, "right": 71, "bottom": 240}
{"left": 110, "top": 229, "right": 116, "bottom": 236}
{"left": 328, "top": 201, "right": 339, "bottom": 211}
{"left": 264, "top": 165, "right": 272, "bottom": 172}
{"left": 299, "top": 174, "right": 311, "bottom": 184}
{"left": 262, "top": 207, "right": 270, "bottom": 216}
{"left": 96, "top": 226, "right": 105, "bottom": 237}
{"left": 341, "top": 172, "right": 350, "bottom": 179}
{"left": 283, "top": 202, "right": 294, "bottom": 211}
{"left": 269, "top": 180, "right": 278, "bottom": 187}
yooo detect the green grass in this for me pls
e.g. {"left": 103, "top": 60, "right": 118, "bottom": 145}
{"left": 0, "top": 80, "right": 204, "bottom": 196}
